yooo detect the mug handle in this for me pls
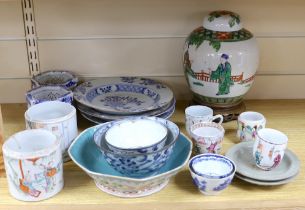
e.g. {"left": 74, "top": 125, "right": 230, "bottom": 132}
{"left": 212, "top": 114, "right": 223, "bottom": 124}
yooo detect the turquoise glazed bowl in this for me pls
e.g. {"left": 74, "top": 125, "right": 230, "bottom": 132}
{"left": 68, "top": 125, "right": 192, "bottom": 198}
{"left": 93, "top": 117, "right": 179, "bottom": 178}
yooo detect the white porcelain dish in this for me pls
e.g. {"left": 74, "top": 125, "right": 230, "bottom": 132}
{"left": 226, "top": 141, "right": 299, "bottom": 181}
{"left": 79, "top": 105, "right": 175, "bottom": 124}
{"left": 76, "top": 98, "right": 176, "bottom": 121}
{"left": 73, "top": 77, "right": 174, "bottom": 114}
{"left": 235, "top": 173, "right": 298, "bottom": 186}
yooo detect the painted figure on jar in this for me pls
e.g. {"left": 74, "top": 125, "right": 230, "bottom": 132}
{"left": 211, "top": 53, "right": 234, "bottom": 95}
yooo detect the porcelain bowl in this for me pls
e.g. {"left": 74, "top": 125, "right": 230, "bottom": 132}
{"left": 93, "top": 117, "right": 179, "bottom": 178}
{"left": 68, "top": 125, "right": 192, "bottom": 198}
{"left": 26, "top": 85, "right": 73, "bottom": 107}
{"left": 31, "top": 70, "right": 78, "bottom": 90}
{"left": 104, "top": 118, "right": 168, "bottom": 155}
{"left": 189, "top": 154, "right": 236, "bottom": 195}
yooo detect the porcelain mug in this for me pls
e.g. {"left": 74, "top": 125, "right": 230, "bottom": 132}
{"left": 253, "top": 128, "right": 288, "bottom": 170}
{"left": 25, "top": 101, "right": 78, "bottom": 161}
{"left": 237, "top": 111, "right": 266, "bottom": 142}
{"left": 185, "top": 105, "right": 223, "bottom": 136}
{"left": 2, "top": 129, "right": 63, "bottom": 201}
{"left": 190, "top": 122, "right": 225, "bottom": 154}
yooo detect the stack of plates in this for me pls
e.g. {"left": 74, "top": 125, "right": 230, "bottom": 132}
{"left": 73, "top": 77, "right": 175, "bottom": 124}
{"left": 226, "top": 141, "right": 300, "bottom": 186}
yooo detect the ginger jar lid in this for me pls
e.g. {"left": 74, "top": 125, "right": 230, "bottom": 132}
{"left": 203, "top": 10, "right": 242, "bottom": 32}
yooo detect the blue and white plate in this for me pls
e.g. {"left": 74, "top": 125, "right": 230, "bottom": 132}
{"left": 73, "top": 77, "right": 174, "bottom": 114}
{"left": 80, "top": 106, "right": 175, "bottom": 124}
{"left": 76, "top": 98, "right": 176, "bottom": 121}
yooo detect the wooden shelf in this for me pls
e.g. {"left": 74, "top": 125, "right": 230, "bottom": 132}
{"left": 0, "top": 100, "right": 305, "bottom": 209}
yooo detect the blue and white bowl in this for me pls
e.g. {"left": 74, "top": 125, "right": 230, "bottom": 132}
{"left": 104, "top": 118, "right": 168, "bottom": 155}
{"left": 31, "top": 70, "right": 78, "bottom": 90}
{"left": 189, "top": 154, "right": 236, "bottom": 195}
{"left": 94, "top": 117, "right": 179, "bottom": 178}
{"left": 26, "top": 85, "right": 73, "bottom": 107}
{"left": 68, "top": 125, "right": 192, "bottom": 198}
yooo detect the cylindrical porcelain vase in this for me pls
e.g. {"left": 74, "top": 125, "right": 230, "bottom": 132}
{"left": 183, "top": 10, "right": 259, "bottom": 108}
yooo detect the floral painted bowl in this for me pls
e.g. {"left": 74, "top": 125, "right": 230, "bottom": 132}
{"left": 93, "top": 117, "right": 179, "bottom": 178}
{"left": 189, "top": 154, "right": 236, "bottom": 195}
{"left": 68, "top": 125, "right": 192, "bottom": 198}
{"left": 104, "top": 118, "right": 168, "bottom": 155}
{"left": 31, "top": 70, "right": 78, "bottom": 90}
{"left": 26, "top": 85, "right": 73, "bottom": 107}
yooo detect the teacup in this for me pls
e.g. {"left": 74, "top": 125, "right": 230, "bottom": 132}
{"left": 190, "top": 122, "right": 225, "bottom": 154}
{"left": 253, "top": 128, "right": 288, "bottom": 170}
{"left": 237, "top": 111, "right": 266, "bottom": 142}
{"left": 189, "top": 154, "right": 236, "bottom": 195}
{"left": 25, "top": 101, "right": 78, "bottom": 161}
{"left": 185, "top": 105, "right": 223, "bottom": 136}
{"left": 2, "top": 129, "right": 63, "bottom": 201}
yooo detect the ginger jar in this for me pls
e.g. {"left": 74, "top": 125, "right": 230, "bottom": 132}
{"left": 183, "top": 11, "right": 259, "bottom": 109}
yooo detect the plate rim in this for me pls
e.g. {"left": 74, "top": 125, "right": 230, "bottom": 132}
{"left": 73, "top": 77, "right": 174, "bottom": 114}
{"left": 225, "top": 141, "right": 300, "bottom": 181}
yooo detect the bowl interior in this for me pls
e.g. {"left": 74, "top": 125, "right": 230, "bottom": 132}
{"left": 34, "top": 71, "right": 74, "bottom": 85}
{"left": 27, "top": 86, "right": 71, "bottom": 101}
{"left": 190, "top": 154, "right": 235, "bottom": 178}
{"left": 105, "top": 119, "right": 168, "bottom": 149}
{"left": 69, "top": 126, "right": 191, "bottom": 177}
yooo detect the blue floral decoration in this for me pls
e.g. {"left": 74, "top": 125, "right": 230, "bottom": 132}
{"left": 140, "top": 78, "right": 166, "bottom": 89}
{"left": 121, "top": 77, "right": 137, "bottom": 83}
{"left": 192, "top": 177, "right": 207, "bottom": 192}
{"left": 213, "top": 178, "right": 232, "bottom": 191}
{"left": 100, "top": 96, "right": 144, "bottom": 110}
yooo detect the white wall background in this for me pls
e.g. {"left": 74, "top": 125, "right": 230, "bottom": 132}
{"left": 1, "top": 0, "right": 305, "bottom": 102}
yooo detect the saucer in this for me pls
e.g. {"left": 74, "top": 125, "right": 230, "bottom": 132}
{"left": 225, "top": 141, "right": 300, "bottom": 181}
{"left": 235, "top": 172, "right": 298, "bottom": 186}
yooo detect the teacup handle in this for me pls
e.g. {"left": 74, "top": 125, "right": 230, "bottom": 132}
{"left": 212, "top": 114, "right": 223, "bottom": 124}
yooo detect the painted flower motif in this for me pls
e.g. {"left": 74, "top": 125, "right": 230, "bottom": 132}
{"left": 96, "top": 85, "right": 112, "bottom": 94}
{"left": 100, "top": 96, "right": 144, "bottom": 110}
{"left": 121, "top": 77, "right": 137, "bottom": 83}
{"left": 76, "top": 82, "right": 93, "bottom": 94}
{"left": 192, "top": 177, "right": 207, "bottom": 192}
{"left": 139, "top": 78, "right": 166, "bottom": 89}
{"left": 216, "top": 32, "right": 232, "bottom": 40}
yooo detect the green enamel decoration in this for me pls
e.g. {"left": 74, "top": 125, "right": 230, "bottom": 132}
{"left": 193, "top": 82, "right": 204, "bottom": 86}
{"left": 208, "top": 11, "right": 241, "bottom": 28}
{"left": 186, "top": 27, "right": 253, "bottom": 52}
{"left": 209, "top": 40, "right": 221, "bottom": 52}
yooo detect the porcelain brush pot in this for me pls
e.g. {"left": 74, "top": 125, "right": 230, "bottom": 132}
{"left": 2, "top": 129, "right": 63, "bottom": 201}
{"left": 183, "top": 10, "right": 259, "bottom": 109}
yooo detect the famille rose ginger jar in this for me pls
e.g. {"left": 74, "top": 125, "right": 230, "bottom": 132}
{"left": 183, "top": 10, "right": 259, "bottom": 109}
